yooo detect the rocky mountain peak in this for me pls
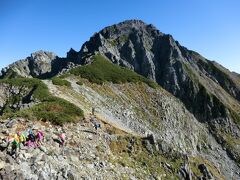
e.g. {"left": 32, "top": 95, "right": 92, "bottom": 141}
{"left": 0, "top": 50, "right": 57, "bottom": 78}
{"left": 30, "top": 50, "right": 57, "bottom": 63}
{"left": 78, "top": 20, "right": 181, "bottom": 80}
{"left": 100, "top": 19, "right": 163, "bottom": 38}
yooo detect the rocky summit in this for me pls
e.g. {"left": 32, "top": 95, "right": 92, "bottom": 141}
{"left": 0, "top": 20, "right": 240, "bottom": 179}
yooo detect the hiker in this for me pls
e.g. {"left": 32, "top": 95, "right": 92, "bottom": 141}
{"left": 36, "top": 130, "right": 44, "bottom": 146}
{"left": 14, "top": 133, "right": 20, "bottom": 143}
{"left": 28, "top": 129, "right": 34, "bottom": 135}
{"left": 7, "top": 135, "right": 14, "bottom": 150}
{"left": 94, "top": 121, "right": 101, "bottom": 131}
{"left": 26, "top": 139, "right": 34, "bottom": 148}
{"left": 28, "top": 130, "right": 38, "bottom": 148}
{"left": 92, "top": 107, "right": 95, "bottom": 116}
{"left": 58, "top": 133, "right": 65, "bottom": 146}
{"left": 18, "top": 131, "right": 26, "bottom": 148}
{"left": 11, "top": 136, "right": 20, "bottom": 159}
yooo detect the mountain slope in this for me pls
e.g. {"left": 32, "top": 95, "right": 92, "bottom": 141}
{"left": 44, "top": 73, "right": 239, "bottom": 178}
{"left": 0, "top": 20, "right": 240, "bottom": 179}
{"left": 75, "top": 20, "right": 240, "bottom": 166}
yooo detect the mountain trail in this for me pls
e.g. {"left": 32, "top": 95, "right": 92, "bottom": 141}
{"left": 43, "top": 80, "right": 141, "bottom": 137}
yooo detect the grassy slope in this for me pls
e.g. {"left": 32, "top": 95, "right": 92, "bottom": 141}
{"left": 108, "top": 136, "right": 222, "bottom": 179}
{"left": 69, "top": 54, "right": 158, "bottom": 88}
{"left": 0, "top": 78, "right": 84, "bottom": 125}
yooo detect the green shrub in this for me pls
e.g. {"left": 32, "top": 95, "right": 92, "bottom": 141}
{"left": 29, "top": 97, "right": 84, "bottom": 125}
{"left": 69, "top": 54, "right": 158, "bottom": 88}
{"left": 52, "top": 77, "right": 71, "bottom": 87}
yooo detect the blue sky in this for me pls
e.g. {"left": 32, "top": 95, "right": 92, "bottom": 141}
{"left": 0, "top": 0, "right": 239, "bottom": 73}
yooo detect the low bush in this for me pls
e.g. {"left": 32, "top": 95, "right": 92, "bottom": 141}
{"left": 52, "top": 77, "right": 71, "bottom": 87}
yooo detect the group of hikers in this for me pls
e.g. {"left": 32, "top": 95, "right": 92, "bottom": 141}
{"left": 0, "top": 129, "right": 65, "bottom": 159}
{"left": 0, "top": 107, "right": 100, "bottom": 159}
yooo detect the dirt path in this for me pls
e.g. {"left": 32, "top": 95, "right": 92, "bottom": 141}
{"left": 42, "top": 80, "right": 141, "bottom": 137}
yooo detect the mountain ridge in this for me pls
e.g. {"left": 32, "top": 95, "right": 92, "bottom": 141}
{"left": 0, "top": 19, "right": 240, "bottom": 179}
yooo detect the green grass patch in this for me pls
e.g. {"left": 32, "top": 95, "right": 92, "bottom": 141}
{"left": 52, "top": 77, "right": 71, "bottom": 87}
{"left": 189, "top": 156, "right": 224, "bottom": 179}
{"left": 0, "top": 77, "right": 50, "bottom": 101}
{"left": 0, "top": 77, "right": 84, "bottom": 125}
{"left": 13, "top": 97, "right": 84, "bottom": 125}
{"left": 69, "top": 54, "right": 158, "bottom": 88}
{"left": 230, "top": 109, "right": 240, "bottom": 125}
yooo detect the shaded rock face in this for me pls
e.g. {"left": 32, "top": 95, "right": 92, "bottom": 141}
{"left": 0, "top": 83, "right": 36, "bottom": 115}
{"left": 0, "top": 50, "right": 77, "bottom": 79}
{"left": 77, "top": 19, "right": 240, "bottom": 164}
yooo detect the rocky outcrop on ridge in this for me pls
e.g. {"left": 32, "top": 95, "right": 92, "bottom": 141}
{"left": 0, "top": 50, "right": 77, "bottom": 79}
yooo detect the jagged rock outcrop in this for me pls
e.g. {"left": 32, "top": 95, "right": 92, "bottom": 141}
{"left": 75, "top": 19, "right": 240, "bottom": 166}
{"left": 0, "top": 50, "right": 78, "bottom": 79}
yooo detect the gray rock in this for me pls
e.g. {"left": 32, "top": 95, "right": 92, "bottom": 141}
{"left": 5, "top": 119, "right": 17, "bottom": 128}
{"left": 0, "top": 50, "right": 79, "bottom": 79}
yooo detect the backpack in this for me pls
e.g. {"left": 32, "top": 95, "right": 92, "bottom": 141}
{"left": 59, "top": 133, "right": 65, "bottom": 140}
{"left": 14, "top": 134, "right": 20, "bottom": 143}
{"left": 12, "top": 139, "right": 19, "bottom": 148}
{"left": 37, "top": 131, "right": 44, "bottom": 140}
{"left": 19, "top": 134, "right": 26, "bottom": 142}
{"left": 29, "top": 134, "right": 35, "bottom": 142}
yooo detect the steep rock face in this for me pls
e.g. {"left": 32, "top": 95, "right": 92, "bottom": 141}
{"left": 77, "top": 20, "right": 240, "bottom": 164}
{"left": 0, "top": 50, "right": 77, "bottom": 79}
